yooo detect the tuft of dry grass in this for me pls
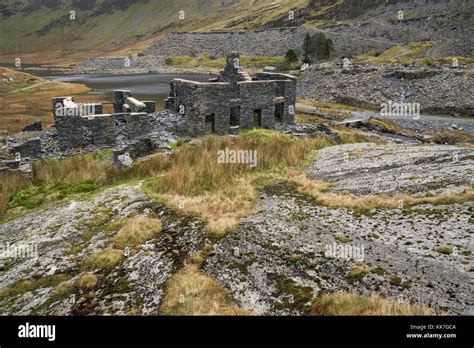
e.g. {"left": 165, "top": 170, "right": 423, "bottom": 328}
{"left": 368, "top": 118, "right": 403, "bottom": 134}
{"left": 160, "top": 177, "right": 257, "bottom": 236}
{"left": 160, "top": 264, "right": 251, "bottom": 316}
{"left": 76, "top": 273, "right": 98, "bottom": 289}
{"left": 113, "top": 215, "right": 162, "bottom": 249}
{"left": 346, "top": 265, "right": 369, "bottom": 283}
{"left": 436, "top": 246, "right": 453, "bottom": 255}
{"left": 156, "top": 131, "right": 325, "bottom": 196}
{"left": 293, "top": 173, "right": 474, "bottom": 211}
{"left": 82, "top": 248, "right": 123, "bottom": 271}
{"left": 54, "top": 281, "right": 74, "bottom": 296}
{"left": 104, "top": 153, "right": 170, "bottom": 182}
{"left": 312, "top": 292, "right": 433, "bottom": 315}
{"left": 188, "top": 244, "right": 215, "bottom": 267}
{"left": 332, "top": 125, "right": 373, "bottom": 144}
{"left": 432, "top": 130, "right": 473, "bottom": 145}
{"left": 38, "top": 150, "right": 168, "bottom": 187}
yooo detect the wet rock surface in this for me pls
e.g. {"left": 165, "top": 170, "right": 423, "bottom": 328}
{"left": 306, "top": 143, "right": 474, "bottom": 196}
{"left": 298, "top": 63, "right": 474, "bottom": 116}
{"left": 0, "top": 184, "right": 206, "bottom": 315}
{"left": 203, "top": 143, "right": 473, "bottom": 315}
{"left": 204, "top": 183, "right": 473, "bottom": 315}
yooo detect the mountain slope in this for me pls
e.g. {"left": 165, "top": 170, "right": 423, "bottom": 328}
{"left": 0, "top": 0, "right": 471, "bottom": 66}
{"left": 0, "top": 0, "right": 309, "bottom": 54}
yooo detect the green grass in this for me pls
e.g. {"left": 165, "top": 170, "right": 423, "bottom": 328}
{"left": 1, "top": 149, "right": 154, "bottom": 219}
{"left": 9, "top": 181, "right": 97, "bottom": 210}
{"left": 0, "top": 275, "right": 67, "bottom": 302}
{"left": 436, "top": 246, "right": 453, "bottom": 255}
{"left": 355, "top": 41, "right": 474, "bottom": 65}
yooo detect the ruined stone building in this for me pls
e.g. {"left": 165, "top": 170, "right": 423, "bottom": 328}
{"left": 164, "top": 52, "right": 297, "bottom": 135}
{"left": 52, "top": 92, "right": 155, "bottom": 150}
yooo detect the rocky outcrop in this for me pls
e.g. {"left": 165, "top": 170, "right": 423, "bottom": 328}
{"left": 204, "top": 143, "right": 474, "bottom": 315}
{"left": 298, "top": 63, "right": 474, "bottom": 116}
{"left": 0, "top": 184, "right": 206, "bottom": 315}
{"left": 204, "top": 183, "right": 472, "bottom": 315}
{"left": 306, "top": 143, "right": 474, "bottom": 196}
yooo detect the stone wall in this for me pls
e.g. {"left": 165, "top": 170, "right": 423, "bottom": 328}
{"left": 75, "top": 57, "right": 141, "bottom": 71}
{"left": 54, "top": 114, "right": 116, "bottom": 150}
{"left": 140, "top": 27, "right": 390, "bottom": 64}
{"left": 52, "top": 92, "right": 157, "bottom": 150}
{"left": 9, "top": 138, "right": 41, "bottom": 159}
{"left": 254, "top": 72, "right": 297, "bottom": 124}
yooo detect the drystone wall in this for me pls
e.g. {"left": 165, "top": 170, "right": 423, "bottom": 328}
{"left": 75, "top": 57, "right": 141, "bottom": 71}
{"left": 141, "top": 27, "right": 391, "bottom": 62}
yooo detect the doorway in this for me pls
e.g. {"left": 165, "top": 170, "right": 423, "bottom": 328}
{"left": 230, "top": 106, "right": 240, "bottom": 127}
{"left": 274, "top": 103, "right": 284, "bottom": 123}
{"left": 205, "top": 114, "right": 216, "bottom": 133}
{"left": 253, "top": 109, "right": 262, "bottom": 128}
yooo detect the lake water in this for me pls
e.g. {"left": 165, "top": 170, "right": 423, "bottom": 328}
{"left": 19, "top": 67, "right": 215, "bottom": 109}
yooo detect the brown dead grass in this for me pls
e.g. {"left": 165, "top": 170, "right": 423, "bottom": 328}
{"left": 160, "top": 177, "right": 257, "bottom": 236}
{"left": 160, "top": 264, "right": 251, "bottom": 316}
{"left": 292, "top": 173, "right": 474, "bottom": 211}
{"left": 54, "top": 280, "right": 74, "bottom": 296}
{"left": 155, "top": 132, "right": 319, "bottom": 195}
{"left": 368, "top": 118, "right": 404, "bottom": 134}
{"left": 76, "top": 273, "right": 98, "bottom": 289}
{"left": 33, "top": 154, "right": 108, "bottom": 184}
{"left": 113, "top": 215, "right": 162, "bottom": 249}
{"left": 82, "top": 248, "right": 123, "bottom": 271}
{"left": 432, "top": 129, "right": 474, "bottom": 145}
{"left": 0, "top": 170, "right": 31, "bottom": 217}
{"left": 151, "top": 131, "right": 330, "bottom": 235}
{"left": 312, "top": 292, "right": 433, "bottom": 315}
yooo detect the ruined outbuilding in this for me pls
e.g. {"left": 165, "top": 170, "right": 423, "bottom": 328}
{"left": 51, "top": 92, "right": 155, "bottom": 150}
{"left": 164, "top": 52, "right": 297, "bottom": 135}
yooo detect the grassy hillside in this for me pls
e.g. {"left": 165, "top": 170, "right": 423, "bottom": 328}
{"left": 0, "top": 67, "right": 109, "bottom": 133}
{"left": 0, "top": 0, "right": 310, "bottom": 57}
{"left": 0, "top": 0, "right": 470, "bottom": 66}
